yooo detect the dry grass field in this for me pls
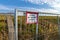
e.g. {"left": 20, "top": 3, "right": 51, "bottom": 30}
{"left": 0, "top": 15, "right": 14, "bottom": 40}
{"left": 18, "top": 16, "right": 60, "bottom": 40}
{"left": 0, "top": 14, "right": 60, "bottom": 40}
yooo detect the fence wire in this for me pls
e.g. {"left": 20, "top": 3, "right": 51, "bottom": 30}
{"left": 17, "top": 13, "right": 60, "bottom": 40}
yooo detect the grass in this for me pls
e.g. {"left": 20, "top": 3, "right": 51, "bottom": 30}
{"left": 0, "top": 15, "right": 13, "bottom": 40}
{"left": 0, "top": 15, "right": 60, "bottom": 40}
{"left": 18, "top": 16, "right": 60, "bottom": 40}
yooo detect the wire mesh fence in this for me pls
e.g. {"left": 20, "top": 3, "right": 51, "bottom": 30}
{"left": 0, "top": 12, "right": 60, "bottom": 40}
{"left": 17, "top": 12, "right": 60, "bottom": 40}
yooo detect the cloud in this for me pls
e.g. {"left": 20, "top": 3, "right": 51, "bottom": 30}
{"left": 23, "top": 0, "right": 60, "bottom": 13}
{"left": 46, "top": 0, "right": 60, "bottom": 10}
{"left": 18, "top": 7, "right": 59, "bottom": 14}
{"left": 0, "top": 4, "right": 14, "bottom": 10}
{"left": 23, "top": 0, "right": 54, "bottom": 4}
{"left": 0, "top": 4, "right": 59, "bottom": 14}
{"left": 0, "top": 4, "right": 15, "bottom": 13}
{"left": 23, "top": 0, "right": 60, "bottom": 7}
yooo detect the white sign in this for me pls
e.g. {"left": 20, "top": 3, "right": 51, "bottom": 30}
{"left": 26, "top": 12, "right": 38, "bottom": 24}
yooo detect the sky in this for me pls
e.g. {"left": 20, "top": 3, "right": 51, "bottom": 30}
{"left": 0, "top": 0, "right": 60, "bottom": 14}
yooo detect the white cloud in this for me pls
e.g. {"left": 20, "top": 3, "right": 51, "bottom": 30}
{"left": 0, "top": 4, "right": 14, "bottom": 10}
{"left": 0, "top": 4, "right": 59, "bottom": 14}
{"left": 23, "top": 0, "right": 60, "bottom": 13}
{"left": 18, "top": 7, "right": 59, "bottom": 14}
{"left": 0, "top": 4, "right": 15, "bottom": 13}
{"left": 23, "top": 0, "right": 54, "bottom": 4}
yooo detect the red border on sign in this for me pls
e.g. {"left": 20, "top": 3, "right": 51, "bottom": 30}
{"left": 26, "top": 11, "right": 38, "bottom": 24}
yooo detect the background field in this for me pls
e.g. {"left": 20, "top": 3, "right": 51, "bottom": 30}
{"left": 0, "top": 15, "right": 14, "bottom": 40}
{"left": 18, "top": 16, "right": 60, "bottom": 40}
{"left": 0, "top": 15, "right": 60, "bottom": 40}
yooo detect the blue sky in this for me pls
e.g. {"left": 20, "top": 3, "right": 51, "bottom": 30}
{"left": 0, "top": 0, "right": 60, "bottom": 13}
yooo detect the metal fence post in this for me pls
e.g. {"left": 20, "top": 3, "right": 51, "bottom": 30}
{"left": 15, "top": 9, "right": 18, "bottom": 40}
{"left": 36, "top": 13, "right": 38, "bottom": 40}
{"left": 36, "top": 23, "right": 38, "bottom": 40}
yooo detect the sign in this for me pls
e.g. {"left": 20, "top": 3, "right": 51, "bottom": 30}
{"left": 26, "top": 12, "right": 38, "bottom": 24}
